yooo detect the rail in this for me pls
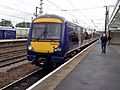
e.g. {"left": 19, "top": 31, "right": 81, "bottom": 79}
{"left": 0, "top": 39, "right": 27, "bottom": 67}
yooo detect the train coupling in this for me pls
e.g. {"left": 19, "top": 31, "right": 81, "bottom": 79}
{"left": 38, "top": 58, "right": 48, "bottom": 66}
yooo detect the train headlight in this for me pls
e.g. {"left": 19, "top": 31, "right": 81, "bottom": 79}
{"left": 54, "top": 47, "right": 62, "bottom": 52}
{"left": 28, "top": 45, "right": 33, "bottom": 51}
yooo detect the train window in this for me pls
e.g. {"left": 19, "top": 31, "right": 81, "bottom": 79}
{"left": 68, "top": 27, "right": 78, "bottom": 42}
{"left": 84, "top": 32, "right": 89, "bottom": 39}
{"left": 47, "top": 24, "right": 61, "bottom": 39}
{"left": 31, "top": 23, "right": 62, "bottom": 40}
{"left": 77, "top": 27, "right": 80, "bottom": 32}
{"left": 32, "top": 24, "right": 45, "bottom": 39}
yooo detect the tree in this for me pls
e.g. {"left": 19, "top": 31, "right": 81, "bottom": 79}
{"left": 0, "top": 19, "right": 13, "bottom": 27}
{"left": 15, "top": 22, "right": 30, "bottom": 28}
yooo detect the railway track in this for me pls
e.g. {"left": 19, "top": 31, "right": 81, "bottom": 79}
{"left": 0, "top": 39, "right": 27, "bottom": 67}
{"left": 0, "top": 39, "right": 98, "bottom": 90}
{"left": 1, "top": 68, "right": 55, "bottom": 90}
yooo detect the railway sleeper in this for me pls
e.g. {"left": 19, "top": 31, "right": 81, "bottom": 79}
{"left": 0, "top": 54, "right": 26, "bottom": 62}
{"left": 0, "top": 48, "right": 26, "bottom": 55}
{"left": 0, "top": 56, "right": 26, "bottom": 67}
{"left": 0, "top": 50, "right": 26, "bottom": 60}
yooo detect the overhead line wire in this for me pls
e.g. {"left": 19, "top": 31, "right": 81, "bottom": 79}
{"left": 0, "top": 12, "right": 31, "bottom": 20}
{"left": 66, "top": 0, "right": 106, "bottom": 29}
{"left": 0, "top": 4, "right": 33, "bottom": 15}
{"left": 46, "top": 0, "right": 87, "bottom": 25}
{"left": 14, "top": 0, "right": 36, "bottom": 8}
{"left": 47, "top": 0, "right": 63, "bottom": 10}
{"left": 67, "top": 0, "right": 92, "bottom": 27}
{"left": 71, "top": 6, "right": 104, "bottom": 11}
{"left": 44, "top": 6, "right": 104, "bottom": 11}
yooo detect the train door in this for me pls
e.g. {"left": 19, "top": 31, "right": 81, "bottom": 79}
{"left": 77, "top": 26, "right": 83, "bottom": 45}
{"left": 3, "top": 30, "right": 6, "bottom": 39}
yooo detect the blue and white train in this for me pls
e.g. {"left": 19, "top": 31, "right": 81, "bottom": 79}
{"left": 0, "top": 26, "right": 29, "bottom": 39}
{"left": 0, "top": 26, "right": 16, "bottom": 39}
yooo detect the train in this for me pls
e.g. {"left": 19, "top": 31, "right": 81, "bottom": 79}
{"left": 0, "top": 26, "right": 29, "bottom": 39}
{"left": 16, "top": 27, "right": 29, "bottom": 39}
{"left": 27, "top": 14, "right": 98, "bottom": 67}
{"left": 0, "top": 26, "right": 16, "bottom": 39}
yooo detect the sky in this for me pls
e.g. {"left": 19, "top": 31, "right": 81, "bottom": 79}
{"left": 0, "top": 0, "right": 117, "bottom": 31}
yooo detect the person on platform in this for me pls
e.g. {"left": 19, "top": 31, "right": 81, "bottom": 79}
{"left": 107, "top": 35, "right": 111, "bottom": 45}
{"left": 100, "top": 34, "right": 108, "bottom": 53}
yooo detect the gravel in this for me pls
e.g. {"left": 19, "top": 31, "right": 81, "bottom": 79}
{"left": 0, "top": 61, "right": 39, "bottom": 88}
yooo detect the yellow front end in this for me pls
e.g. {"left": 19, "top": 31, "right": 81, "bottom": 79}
{"left": 31, "top": 41, "right": 59, "bottom": 53}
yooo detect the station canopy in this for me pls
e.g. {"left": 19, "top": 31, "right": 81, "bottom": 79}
{"left": 108, "top": 0, "right": 120, "bottom": 31}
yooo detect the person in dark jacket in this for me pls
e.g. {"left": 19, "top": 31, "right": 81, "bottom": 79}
{"left": 100, "top": 34, "right": 108, "bottom": 53}
{"left": 107, "top": 36, "right": 111, "bottom": 45}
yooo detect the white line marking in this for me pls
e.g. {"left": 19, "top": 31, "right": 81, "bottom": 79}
{"left": 0, "top": 39, "right": 27, "bottom": 43}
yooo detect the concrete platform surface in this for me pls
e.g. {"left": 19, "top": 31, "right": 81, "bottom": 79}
{"left": 55, "top": 42, "right": 120, "bottom": 90}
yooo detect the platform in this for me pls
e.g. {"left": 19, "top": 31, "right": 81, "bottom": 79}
{"left": 55, "top": 42, "right": 120, "bottom": 90}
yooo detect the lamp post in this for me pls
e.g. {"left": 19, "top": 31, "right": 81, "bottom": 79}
{"left": 105, "top": 6, "right": 108, "bottom": 34}
{"left": 1, "top": 19, "right": 4, "bottom": 26}
{"left": 39, "top": 0, "right": 43, "bottom": 16}
{"left": 34, "top": 0, "right": 43, "bottom": 17}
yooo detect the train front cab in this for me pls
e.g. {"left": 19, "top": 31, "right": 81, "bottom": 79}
{"left": 27, "top": 16, "right": 67, "bottom": 66}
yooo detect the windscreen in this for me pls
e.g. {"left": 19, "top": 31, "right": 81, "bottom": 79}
{"left": 31, "top": 23, "right": 62, "bottom": 41}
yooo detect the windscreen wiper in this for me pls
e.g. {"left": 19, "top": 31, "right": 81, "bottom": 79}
{"left": 35, "top": 30, "right": 46, "bottom": 41}
{"left": 47, "top": 31, "right": 54, "bottom": 41}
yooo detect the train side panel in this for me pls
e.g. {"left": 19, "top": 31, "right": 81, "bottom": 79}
{"left": 16, "top": 27, "right": 29, "bottom": 38}
{"left": 5, "top": 30, "right": 16, "bottom": 39}
{"left": 0, "top": 30, "right": 4, "bottom": 39}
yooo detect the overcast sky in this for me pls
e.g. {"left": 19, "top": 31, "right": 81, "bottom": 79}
{"left": 0, "top": 0, "right": 117, "bottom": 30}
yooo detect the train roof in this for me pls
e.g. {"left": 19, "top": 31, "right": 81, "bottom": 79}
{"left": 33, "top": 14, "right": 83, "bottom": 28}
{"left": 0, "top": 26, "right": 15, "bottom": 31}
{"left": 33, "top": 14, "right": 66, "bottom": 23}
